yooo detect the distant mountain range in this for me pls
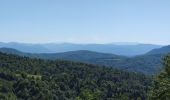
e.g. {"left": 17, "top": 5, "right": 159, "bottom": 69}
{"left": 0, "top": 42, "right": 162, "bottom": 56}
{"left": 147, "top": 45, "right": 170, "bottom": 55}
{"left": 0, "top": 42, "right": 50, "bottom": 53}
{"left": 1, "top": 45, "right": 170, "bottom": 75}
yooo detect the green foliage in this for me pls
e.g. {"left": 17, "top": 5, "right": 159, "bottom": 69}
{"left": 76, "top": 89, "right": 102, "bottom": 100}
{"left": 0, "top": 48, "right": 164, "bottom": 75}
{"left": 0, "top": 52, "right": 152, "bottom": 99}
{"left": 150, "top": 55, "right": 170, "bottom": 100}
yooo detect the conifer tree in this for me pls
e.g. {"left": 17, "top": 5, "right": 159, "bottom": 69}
{"left": 150, "top": 55, "right": 170, "bottom": 100}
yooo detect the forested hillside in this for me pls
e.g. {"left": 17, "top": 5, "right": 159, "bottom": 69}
{"left": 0, "top": 53, "right": 152, "bottom": 100}
{"left": 0, "top": 48, "right": 165, "bottom": 75}
{"left": 0, "top": 42, "right": 161, "bottom": 56}
{"left": 150, "top": 54, "right": 170, "bottom": 99}
{"left": 147, "top": 45, "right": 170, "bottom": 55}
{"left": 38, "top": 51, "right": 164, "bottom": 75}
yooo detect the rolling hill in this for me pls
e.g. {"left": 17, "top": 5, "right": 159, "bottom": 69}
{"left": 0, "top": 42, "right": 162, "bottom": 56}
{"left": 0, "top": 52, "right": 151, "bottom": 99}
{"left": 0, "top": 42, "right": 51, "bottom": 53}
{"left": 0, "top": 47, "right": 167, "bottom": 75}
{"left": 146, "top": 45, "right": 170, "bottom": 55}
{"left": 37, "top": 50, "right": 127, "bottom": 64}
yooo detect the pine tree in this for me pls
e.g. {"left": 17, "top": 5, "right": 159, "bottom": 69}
{"left": 150, "top": 55, "right": 170, "bottom": 100}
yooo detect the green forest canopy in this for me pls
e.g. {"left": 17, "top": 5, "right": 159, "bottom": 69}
{"left": 0, "top": 52, "right": 152, "bottom": 100}
{"left": 150, "top": 55, "right": 170, "bottom": 100}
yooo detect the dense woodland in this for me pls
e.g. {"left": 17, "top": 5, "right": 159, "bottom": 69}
{"left": 150, "top": 55, "right": 170, "bottom": 100}
{"left": 0, "top": 48, "right": 165, "bottom": 75}
{"left": 0, "top": 52, "right": 152, "bottom": 100}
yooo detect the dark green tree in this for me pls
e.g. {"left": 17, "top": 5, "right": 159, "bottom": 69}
{"left": 150, "top": 55, "right": 170, "bottom": 100}
{"left": 0, "top": 52, "right": 152, "bottom": 99}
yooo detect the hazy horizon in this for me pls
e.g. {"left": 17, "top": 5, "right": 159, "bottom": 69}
{"left": 0, "top": 0, "right": 170, "bottom": 45}
{"left": 0, "top": 1, "right": 169, "bottom": 99}
{"left": 0, "top": 41, "right": 166, "bottom": 45}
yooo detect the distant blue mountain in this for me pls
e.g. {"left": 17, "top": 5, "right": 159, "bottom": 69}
{"left": 0, "top": 47, "right": 166, "bottom": 75}
{"left": 0, "top": 47, "right": 24, "bottom": 55}
{"left": 146, "top": 45, "right": 170, "bottom": 55}
{"left": 0, "top": 42, "right": 162, "bottom": 56}
{"left": 0, "top": 42, "right": 51, "bottom": 53}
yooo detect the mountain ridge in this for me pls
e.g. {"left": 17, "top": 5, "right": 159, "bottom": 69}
{"left": 146, "top": 45, "right": 170, "bottom": 55}
{"left": 0, "top": 42, "right": 162, "bottom": 56}
{"left": 0, "top": 47, "right": 167, "bottom": 75}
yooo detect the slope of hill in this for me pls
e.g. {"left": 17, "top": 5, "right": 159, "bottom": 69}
{"left": 38, "top": 50, "right": 127, "bottom": 64}
{"left": 0, "top": 47, "right": 126, "bottom": 62}
{"left": 120, "top": 54, "right": 163, "bottom": 75}
{"left": 41, "top": 43, "right": 163, "bottom": 56}
{"left": 146, "top": 45, "right": 170, "bottom": 55}
{"left": 0, "top": 48, "right": 37, "bottom": 58}
{"left": 0, "top": 47, "right": 23, "bottom": 55}
{"left": 0, "top": 47, "right": 164, "bottom": 75}
{"left": 0, "top": 52, "right": 152, "bottom": 100}
{"left": 35, "top": 50, "right": 167, "bottom": 75}
{"left": 0, "top": 42, "right": 51, "bottom": 53}
{"left": 0, "top": 42, "right": 162, "bottom": 56}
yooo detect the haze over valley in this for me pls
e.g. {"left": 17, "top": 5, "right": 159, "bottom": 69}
{"left": 0, "top": 42, "right": 162, "bottom": 56}
{"left": 0, "top": 0, "right": 170, "bottom": 99}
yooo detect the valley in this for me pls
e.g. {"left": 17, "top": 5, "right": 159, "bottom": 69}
{"left": 1, "top": 45, "right": 169, "bottom": 75}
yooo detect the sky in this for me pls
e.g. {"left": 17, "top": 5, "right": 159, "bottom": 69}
{"left": 0, "top": 0, "right": 170, "bottom": 45}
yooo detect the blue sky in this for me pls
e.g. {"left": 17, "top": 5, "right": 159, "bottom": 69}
{"left": 0, "top": 0, "right": 170, "bottom": 44}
